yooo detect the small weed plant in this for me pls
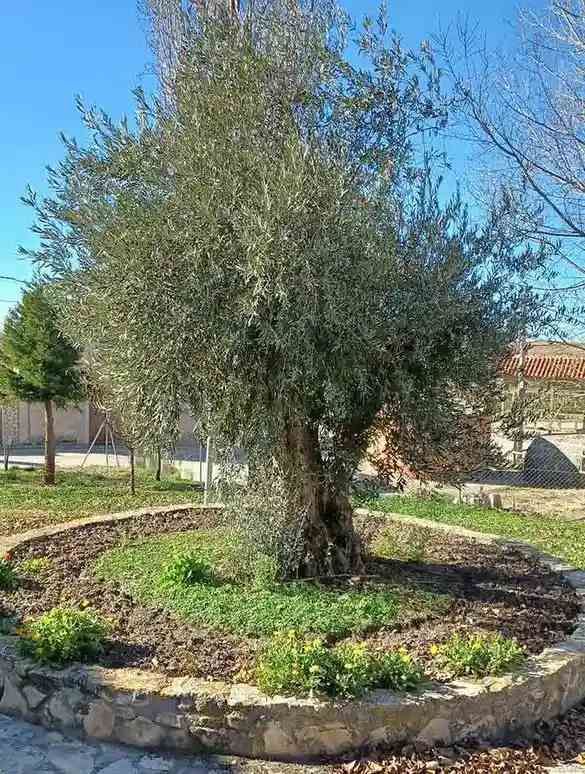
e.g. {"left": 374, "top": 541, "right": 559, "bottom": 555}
{"left": 256, "top": 631, "right": 337, "bottom": 696}
{"left": 0, "top": 555, "right": 18, "bottom": 590}
{"left": 255, "top": 631, "right": 424, "bottom": 698}
{"left": 161, "top": 552, "right": 215, "bottom": 587}
{"left": 19, "top": 557, "right": 52, "bottom": 577}
{"left": 18, "top": 607, "right": 111, "bottom": 665}
{"left": 334, "top": 642, "right": 424, "bottom": 697}
{"left": 431, "top": 632, "right": 524, "bottom": 678}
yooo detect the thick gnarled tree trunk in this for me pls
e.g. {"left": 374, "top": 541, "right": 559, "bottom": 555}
{"left": 285, "top": 422, "right": 363, "bottom": 578}
{"left": 44, "top": 399, "right": 56, "bottom": 486}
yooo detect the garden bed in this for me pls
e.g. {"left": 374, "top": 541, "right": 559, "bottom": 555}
{"left": 0, "top": 505, "right": 584, "bottom": 761}
{"left": 0, "top": 507, "right": 578, "bottom": 682}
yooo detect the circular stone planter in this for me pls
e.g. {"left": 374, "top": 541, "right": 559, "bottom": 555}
{"left": 0, "top": 504, "right": 584, "bottom": 762}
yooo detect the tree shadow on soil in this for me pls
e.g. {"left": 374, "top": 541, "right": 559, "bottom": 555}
{"left": 365, "top": 554, "right": 578, "bottom": 618}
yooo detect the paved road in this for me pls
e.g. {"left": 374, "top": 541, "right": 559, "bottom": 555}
{"left": 0, "top": 714, "right": 324, "bottom": 774}
{"left": 7, "top": 445, "right": 130, "bottom": 470}
{"left": 1, "top": 712, "right": 584, "bottom": 774}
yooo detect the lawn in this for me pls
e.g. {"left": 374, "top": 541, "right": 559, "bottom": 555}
{"left": 0, "top": 468, "right": 201, "bottom": 535}
{"left": 369, "top": 494, "right": 585, "bottom": 570}
{"left": 95, "top": 529, "right": 450, "bottom": 637}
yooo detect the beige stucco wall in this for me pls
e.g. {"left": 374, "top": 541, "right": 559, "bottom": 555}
{"left": 14, "top": 402, "right": 90, "bottom": 446}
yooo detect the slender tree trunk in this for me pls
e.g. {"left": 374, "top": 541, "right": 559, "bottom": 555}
{"left": 44, "top": 399, "right": 56, "bottom": 486}
{"left": 155, "top": 447, "right": 162, "bottom": 481}
{"left": 285, "top": 422, "right": 363, "bottom": 578}
{"left": 130, "top": 446, "right": 136, "bottom": 496}
{"left": 204, "top": 435, "right": 213, "bottom": 505}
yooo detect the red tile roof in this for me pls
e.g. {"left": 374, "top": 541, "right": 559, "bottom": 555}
{"left": 499, "top": 354, "right": 585, "bottom": 382}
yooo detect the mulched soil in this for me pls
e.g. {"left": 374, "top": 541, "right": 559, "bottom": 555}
{"left": 354, "top": 517, "right": 579, "bottom": 680}
{"left": 0, "top": 509, "right": 579, "bottom": 683}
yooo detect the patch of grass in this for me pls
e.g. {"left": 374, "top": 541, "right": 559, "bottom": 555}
{"left": 374, "top": 523, "right": 432, "bottom": 563}
{"left": 95, "top": 530, "right": 450, "bottom": 638}
{"left": 0, "top": 468, "right": 201, "bottom": 535}
{"left": 368, "top": 495, "right": 585, "bottom": 569}
{"left": 431, "top": 632, "right": 525, "bottom": 678}
{"left": 255, "top": 631, "right": 424, "bottom": 698}
{"left": 0, "top": 558, "right": 18, "bottom": 590}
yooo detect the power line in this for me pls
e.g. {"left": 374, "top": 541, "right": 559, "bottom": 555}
{"left": 0, "top": 276, "right": 27, "bottom": 284}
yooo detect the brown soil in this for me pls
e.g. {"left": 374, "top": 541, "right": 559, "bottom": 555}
{"left": 356, "top": 519, "right": 578, "bottom": 679}
{"left": 0, "top": 509, "right": 579, "bottom": 683}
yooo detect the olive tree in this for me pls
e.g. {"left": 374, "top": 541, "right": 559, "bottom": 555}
{"left": 23, "top": 3, "right": 537, "bottom": 575}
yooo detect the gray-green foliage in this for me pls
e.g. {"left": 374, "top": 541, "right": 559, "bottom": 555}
{"left": 23, "top": 2, "right": 541, "bottom": 574}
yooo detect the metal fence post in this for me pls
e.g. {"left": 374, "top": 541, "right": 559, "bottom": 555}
{"left": 204, "top": 435, "right": 213, "bottom": 504}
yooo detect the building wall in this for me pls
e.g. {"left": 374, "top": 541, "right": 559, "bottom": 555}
{"left": 1, "top": 402, "right": 90, "bottom": 446}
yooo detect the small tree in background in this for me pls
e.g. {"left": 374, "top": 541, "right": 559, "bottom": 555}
{"left": 82, "top": 352, "right": 181, "bottom": 496}
{"left": 0, "top": 397, "right": 18, "bottom": 473}
{"left": 0, "top": 287, "right": 84, "bottom": 485}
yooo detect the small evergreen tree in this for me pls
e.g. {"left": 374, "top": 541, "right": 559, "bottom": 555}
{"left": 0, "top": 287, "right": 83, "bottom": 484}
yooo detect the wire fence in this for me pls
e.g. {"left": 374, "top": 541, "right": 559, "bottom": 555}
{"left": 158, "top": 440, "right": 209, "bottom": 486}
{"left": 405, "top": 429, "right": 585, "bottom": 518}
{"left": 470, "top": 431, "right": 585, "bottom": 490}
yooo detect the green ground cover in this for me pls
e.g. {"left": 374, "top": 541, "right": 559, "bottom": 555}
{"left": 0, "top": 468, "right": 200, "bottom": 535}
{"left": 95, "top": 529, "right": 450, "bottom": 637}
{"left": 368, "top": 494, "right": 585, "bottom": 569}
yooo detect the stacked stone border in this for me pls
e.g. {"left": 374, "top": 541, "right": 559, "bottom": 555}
{"left": 0, "top": 503, "right": 584, "bottom": 762}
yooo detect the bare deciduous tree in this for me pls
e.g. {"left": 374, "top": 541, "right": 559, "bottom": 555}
{"left": 441, "top": 1, "right": 585, "bottom": 308}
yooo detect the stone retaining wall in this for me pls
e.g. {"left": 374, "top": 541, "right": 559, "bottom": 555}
{"left": 0, "top": 505, "right": 584, "bottom": 762}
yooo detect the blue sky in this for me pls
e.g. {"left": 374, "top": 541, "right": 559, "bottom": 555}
{"left": 0, "top": 0, "right": 535, "bottom": 319}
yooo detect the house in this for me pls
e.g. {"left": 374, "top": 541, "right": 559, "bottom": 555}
{"left": 499, "top": 341, "right": 585, "bottom": 389}
{"left": 495, "top": 340, "right": 585, "bottom": 485}
{"left": 498, "top": 341, "right": 585, "bottom": 434}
